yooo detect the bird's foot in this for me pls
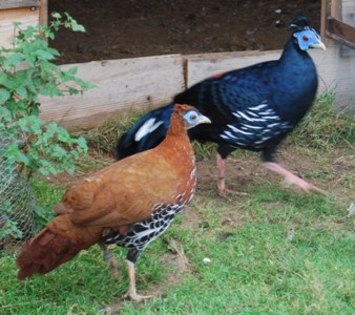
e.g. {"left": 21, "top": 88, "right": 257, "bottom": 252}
{"left": 263, "top": 162, "right": 327, "bottom": 195}
{"left": 217, "top": 178, "right": 234, "bottom": 196}
{"left": 164, "top": 238, "right": 189, "bottom": 270}
{"left": 284, "top": 174, "right": 327, "bottom": 195}
{"left": 125, "top": 292, "right": 154, "bottom": 303}
{"left": 217, "top": 186, "right": 234, "bottom": 197}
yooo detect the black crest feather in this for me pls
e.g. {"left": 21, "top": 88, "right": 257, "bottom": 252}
{"left": 289, "top": 16, "right": 309, "bottom": 31}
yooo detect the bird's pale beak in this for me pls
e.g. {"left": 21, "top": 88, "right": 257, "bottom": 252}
{"left": 311, "top": 39, "right": 326, "bottom": 51}
{"left": 199, "top": 114, "right": 212, "bottom": 125}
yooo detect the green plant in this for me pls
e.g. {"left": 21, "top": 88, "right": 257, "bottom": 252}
{"left": 291, "top": 92, "right": 355, "bottom": 149}
{"left": 0, "top": 13, "right": 93, "bottom": 177}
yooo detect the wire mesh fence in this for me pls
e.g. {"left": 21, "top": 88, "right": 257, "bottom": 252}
{"left": 0, "top": 129, "right": 38, "bottom": 251}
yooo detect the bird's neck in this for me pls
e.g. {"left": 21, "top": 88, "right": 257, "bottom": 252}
{"left": 160, "top": 113, "right": 193, "bottom": 157}
{"left": 158, "top": 113, "right": 197, "bottom": 203}
{"left": 279, "top": 38, "right": 313, "bottom": 66}
{"left": 276, "top": 38, "right": 318, "bottom": 122}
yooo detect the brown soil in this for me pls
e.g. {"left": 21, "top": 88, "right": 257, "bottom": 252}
{"left": 49, "top": 0, "right": 321, "bottom": 64}
{"left": 196, "top": 147, "right": 355, "bottom": 201}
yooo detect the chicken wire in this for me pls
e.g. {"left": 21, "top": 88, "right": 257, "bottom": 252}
{"left": 0, "top": 130, "right": 37, "bottom": 251}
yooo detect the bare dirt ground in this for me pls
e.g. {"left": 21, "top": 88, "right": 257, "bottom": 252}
{"left": 49, "top": 0, "right": 321, "bottom": 64}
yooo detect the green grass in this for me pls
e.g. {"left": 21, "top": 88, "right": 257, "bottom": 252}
{"left": 290, "top": 92, "right": 355, "bottom": 150}
{"left": 1, "top": 93, "right": 354, "bottom": 314}
{"left": 1, "top": 181, "right": 354, "bottom": 314}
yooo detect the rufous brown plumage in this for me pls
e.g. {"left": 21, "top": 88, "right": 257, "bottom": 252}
{"left": 16, "top": 104, "right": 211, "bottom": 301}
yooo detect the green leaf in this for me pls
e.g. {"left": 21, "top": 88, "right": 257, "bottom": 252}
{"left": 18, "top": 115, "right": 43, "bottom": 134}
{"left": 70, "top": 21, "right": 86, "bottom": 33}
{"left": 36, "top": 49, "right": 56, "bottom": 60}
{"left": 0, "top": 106, "right": 12, "bottom": 121}
{"left": 76, "top": 136, "right": 88, "bottom": 151}
{"left": 16, "top": 86, "right": 28, "bottom": 98}
{"left": 0, "top": 88, "right": 11, "bottom": 104}
{"left": 67, "top": 67, "right": 78, "bottom": 75}
{"left": 3, "top": 142, "right": 30, "bottom": 166}
{"left": 5, "top": 53, "right": 24, "bottom": 66}
{"left": 51, "top": 12, "right": 61, "bottom": 19}
{"left": 0, "top": 13, "right": 90, "bottom": 176}
{"left": 0, "top": 73, "right": 15, "bottom": 89}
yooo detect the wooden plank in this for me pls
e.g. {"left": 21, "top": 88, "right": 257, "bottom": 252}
{"left": 0, "top": 0, "right": 39, "bottom": 10}
{"left": 39, "top": 0, "right": 47, "bottom": 25}
{"left": 186, "top": 46, "right": 355, "bottom": 112}
{"left": 326, "top": 17, "right": 355, "bottom": 48}
{"left": 39, "top": 54, "right": 185, "bottom": 129}
{"left": 320, "top": 0, "right": 329, "bottom": 41}
{"left": 186, "top": 46, "right": 338, "bottom": 95}
{"left": 330, "top": 0, "right": 341, "bottom": 19}
{"left": 0, "top": 7, "right": 39, "bottom": 48}
{"left": 185, "top": 50, "right": 282, "bottom": 87}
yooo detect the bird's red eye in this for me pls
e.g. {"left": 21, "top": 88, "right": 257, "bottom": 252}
{"left": 302, "top": 35, "right": 309, "bottom": 41}
{"left": 191, "top": 115, "right": 197, "bottom": 120}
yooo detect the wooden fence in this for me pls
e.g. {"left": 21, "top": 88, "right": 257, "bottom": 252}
{"left": 38, "top": 45, "right": 342, "bottom": 130}
{"left": 0, "top": 0, "right": 46, "bottom": 47}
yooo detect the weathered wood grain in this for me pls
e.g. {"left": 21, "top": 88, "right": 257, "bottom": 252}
{"left": 185, "top": 47, "right": 338, "bottom": 95}
{"left": 0, "top": 0, "right": 39, "bottom": 10}
{"left": 39, "top": 54, "right": 185, "bottom": 129}
{"left": 0, "top": 7, "right": 39, "bottom": 48}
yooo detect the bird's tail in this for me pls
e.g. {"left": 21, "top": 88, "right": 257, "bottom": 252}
{"left": 17, "top": 214, "right": 102, "bottom": 280}
{"left": 116, "top": 103, "right": 173, "bottom": 160}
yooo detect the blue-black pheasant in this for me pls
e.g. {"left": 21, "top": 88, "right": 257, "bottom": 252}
{"left": 16, "top": 104, "right": 210, "bottom": 302}
{"left": 116, "top": 17, "right": 326, "bottom": 195}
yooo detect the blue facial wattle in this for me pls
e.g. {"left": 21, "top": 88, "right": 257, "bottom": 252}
{"left": 293, "top": 28, "right": 322, "bottom": 51}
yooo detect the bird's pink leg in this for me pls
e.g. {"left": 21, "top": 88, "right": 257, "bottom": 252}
{"left": 216, "top": 154, "right": 232, "bottom": 196}
{"left": 262, "top": 162, "right": 327, "bottom": 195}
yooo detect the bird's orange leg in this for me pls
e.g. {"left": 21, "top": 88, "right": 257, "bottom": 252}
{"left": 217, "top": 154, "right": 233, "bottom": 196}
{"left": 125, "top": 260, "right": 153, "bottom": 302}
{"left": 262, "top": 162, "right": 327, "bottom": 195}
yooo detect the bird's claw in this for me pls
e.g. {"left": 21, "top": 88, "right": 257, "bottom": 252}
{"left": 217, "top": 179, "right": 234, "bottom": 197}
{"left": 217, "top": 186, "right": 234, "bottom": 197}
{"left": 284, "top": 176, "right": 327, "bottom": 195}
{"left": 125, "top": 292, "right": 154, "bottom": 303}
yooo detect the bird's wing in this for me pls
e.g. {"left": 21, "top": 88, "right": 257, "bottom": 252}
{"left": 116, "top": 103, "right": 173, "bottom": 159}
{"left": 175, "top": 61, "right": 280, "bottom": 120}
{"left": 56, "top": 151, "right": 181, "bottom": 228}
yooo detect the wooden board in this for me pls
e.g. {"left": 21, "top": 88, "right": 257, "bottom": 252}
{"left": 40, "top": 45, "right": 351, "bottom": 131}
{"left": 0, "top": 0, "right": 39, "bottom": 10}
{"left": 327, "top": 18, "right": 355, "bottom": 49}
{"left": 185, "top": 50, "right": 281, "bottom": 87}
{"left": 0, "top": 7, "right": 39, "bottom": 48}
{"left": 39, "top": 54, "right": 185, "bottom": 129}
{"left": 185, "top": 47, "right": 338, "bottom": 95}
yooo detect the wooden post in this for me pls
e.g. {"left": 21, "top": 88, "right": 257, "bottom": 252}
{"left": 39, "top": 0, "right": 47, "bottom": 25}
{"left": 330, "top": 0, "right": 342, "bottom": 19}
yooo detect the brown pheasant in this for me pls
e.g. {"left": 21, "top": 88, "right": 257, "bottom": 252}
{"left": 16, "top": 104, "right": 211, "bottom": 302}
